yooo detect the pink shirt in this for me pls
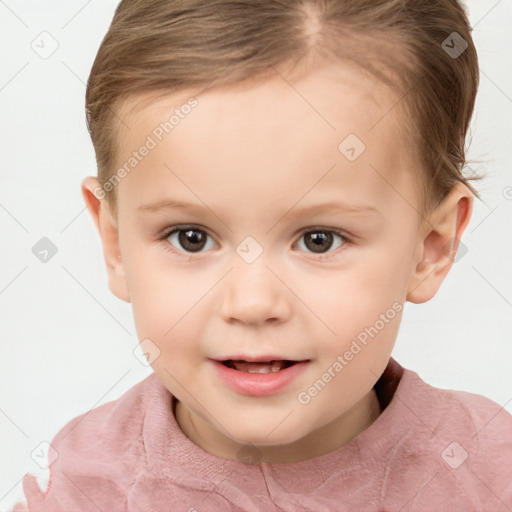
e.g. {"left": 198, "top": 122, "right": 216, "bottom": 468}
{"left": 13, "top": 358, "right": 512, "bottom": 511}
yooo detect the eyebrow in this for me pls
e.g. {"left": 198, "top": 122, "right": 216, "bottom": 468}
{"left": 137, "top": 199, "right": 382, "bottom": 219}
{"left": 285, "top": 201, "right": 381, "bottom": 219}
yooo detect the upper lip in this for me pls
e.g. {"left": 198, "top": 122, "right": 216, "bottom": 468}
{"left": 212, "top": 355, "right": 308, "bottom": 362}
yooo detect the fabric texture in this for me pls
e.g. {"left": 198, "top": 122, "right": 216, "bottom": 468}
{"left": 12, "top": 357, "right": 512, "bottom": 512}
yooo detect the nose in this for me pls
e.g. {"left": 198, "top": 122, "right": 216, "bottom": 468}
{"left": 220, "top": 255, "right": 292, "bottom": 326}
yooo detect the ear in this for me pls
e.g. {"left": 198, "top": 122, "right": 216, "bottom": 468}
{"left": 407, "top": 182, "right": 473, "bottom": 304}
{"left": 81, "top": 176, "right": 131, "bottom": 303}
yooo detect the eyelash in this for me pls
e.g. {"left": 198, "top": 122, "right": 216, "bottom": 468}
{"left": 158, "top": 224, "right": 351, "bottom": 260}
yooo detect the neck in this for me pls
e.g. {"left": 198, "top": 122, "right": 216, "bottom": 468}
{"left": 175, "top": 388, "right": 382, "bottom": 464}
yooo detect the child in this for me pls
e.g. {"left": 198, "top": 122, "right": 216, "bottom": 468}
{"left": 14, "top": 0, "right": 512, "bottom": 510}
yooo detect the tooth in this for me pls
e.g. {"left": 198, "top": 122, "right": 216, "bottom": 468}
{"left": 270, "top": 361, "right": 282, "bottom": 372}
{"left": 247, "top": 365, "right": 270, "bottom": 374}
{"left": 230, "top": 360, "right": 290, "bottom": 373}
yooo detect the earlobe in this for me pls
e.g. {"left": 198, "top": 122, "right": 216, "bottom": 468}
{"left": 81, "top": 176, "right": 131, "bottom": 303}
{"left": 406, "top": 183, "right": 473, "bottom": 304}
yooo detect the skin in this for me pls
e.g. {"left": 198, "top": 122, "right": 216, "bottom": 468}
{"left": 82, "top": 58, "right": 473, "bottom": 463}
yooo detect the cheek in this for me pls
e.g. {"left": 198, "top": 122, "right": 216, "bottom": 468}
{"left": 312, "top": 258, "right": 405, "bottom": 321}
{"left": 300, "top": 252, "right": 408, "bottom": 360}
{"left": 123, "top": 254, "right": 204, "bottom": 349}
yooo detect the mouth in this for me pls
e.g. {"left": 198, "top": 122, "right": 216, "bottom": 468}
{"left": 221, "top": 359, "right": 298, "bottom": 373}
{"left": 211, "top": 356, "right": 310, "bottom": 396}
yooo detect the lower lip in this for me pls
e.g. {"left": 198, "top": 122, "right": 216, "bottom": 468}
{"left": 211, "top": 360, "right": 309, "bottom": 397}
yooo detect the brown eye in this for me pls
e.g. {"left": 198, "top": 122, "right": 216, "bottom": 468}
{"left": 166, "top": 228, "right": 214, "bottom": 253}
{"left": 297, "top": 230, "right": 346, "bottom": 254}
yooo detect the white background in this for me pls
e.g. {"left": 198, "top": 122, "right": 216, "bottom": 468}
{"left": 1, "top": 1, "right": 511, "bottom": 510}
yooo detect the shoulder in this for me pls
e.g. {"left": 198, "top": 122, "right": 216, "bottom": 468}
{"left": 404, "top": 368, "right": 512, "bottom": 501}
{"left": 435, "top": 380, "right": 512, "bottom": 470}
{"left": 51, "top": 371, "right": 162, "bottom": 451}
{"left": 411, "top": 370, "right": 512, "bottom": 443}
{"left": 15, "top": 372, "right": 168, "bottom": 512}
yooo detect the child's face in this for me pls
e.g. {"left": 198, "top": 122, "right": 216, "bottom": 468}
{"left": 84, "top": 60, "right": 471, "bottom": 462}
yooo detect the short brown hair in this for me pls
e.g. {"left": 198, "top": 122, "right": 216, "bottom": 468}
{"left": 86, "top": 0, "right": 483, "bottom": 221}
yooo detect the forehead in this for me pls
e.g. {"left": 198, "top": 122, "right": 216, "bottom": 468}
{"left": 114, "top": 60, "right": 418, "bottom": 219}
